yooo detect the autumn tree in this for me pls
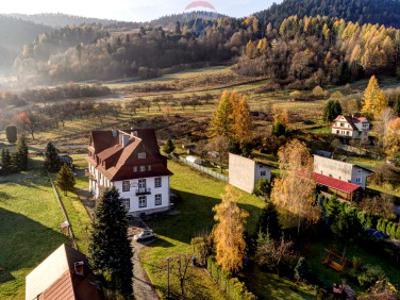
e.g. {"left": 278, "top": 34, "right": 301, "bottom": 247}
{"left": 232, "top": 95, "right": 252, "bottom": 145}
{"left": 56, "top": 164, "right": 76, "bottom": 196}
{"left": 271, "top": 139, "right": 319, "bottom": 233}
{"left": 209, "top": 90, "right": 233, "bottom": 138}
{"left": 362, "top": 75, "right": 388, "bottom": 119}
{"left": 212, "top": 185, "right": 248, "bottom": 273}
{"left": 383, "top": 117, "right": 400, "bottom": 164}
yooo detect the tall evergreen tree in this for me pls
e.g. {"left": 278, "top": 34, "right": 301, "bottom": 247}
{"left": 1, "top": 149, "right": 12, "bottom": 175}
{"left": 14, "top": 135, "right": 28, "bottom": 171}
{"left": 257, "top": 201, "right": 281, "bottom": 240}
{"left": 162, "top": 139, "right": 175, "bottom": 154}
{"left": 324, "top": 100, "right": 342, "bottom": 122}
{"left": 56, "top": 164, "right": 76, "bottom": 196}
{"left": 44, "top": 142, "right": 61, "bottom": 172}
{"left": 209, "top": 90, "right": 233, "bottom": 138}
{"left": 5, "top": 126, "right": 17, "bottom": 144}
{"left": 89, "top": 188, "right": 133, "bottom": 299}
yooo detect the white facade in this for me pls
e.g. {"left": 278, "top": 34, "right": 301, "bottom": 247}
{"left": 332, "top": 115, "right": 369, "bottom": 141}
{"left": 313, "top": 155, "right": 371, "bottom": 189}
{"left": 228, "top": 153, "right": 272, "bottom": 194}
{"left": 88, "top": 164, "right": 170, "bottom": 216}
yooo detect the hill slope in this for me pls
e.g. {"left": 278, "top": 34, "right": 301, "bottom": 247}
{"left": 254, "top": 0, "right": 400, "bottom": 28}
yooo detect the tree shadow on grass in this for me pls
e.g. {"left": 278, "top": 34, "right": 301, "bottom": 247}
{"left": 146, "top": 190, "right": 263, "bottom": 245}
{"left": 0, "top": 207, "right": 68, "bottom": 284}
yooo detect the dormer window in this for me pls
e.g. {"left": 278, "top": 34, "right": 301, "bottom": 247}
{"left": 133, "top": 166, "right": 138, "bottom": 172}
{"left": 140, "top": 165, "right": 146, "bottom": 172}
{"left": 138, "top": 152, "right": 146, "bottom": 159}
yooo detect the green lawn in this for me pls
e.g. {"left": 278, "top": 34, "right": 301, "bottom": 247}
{"left": 0, "top": 158, "right": 67, "bottom": 300}
{"left": 141, "top": 161, "right": 317, "bottom": 299}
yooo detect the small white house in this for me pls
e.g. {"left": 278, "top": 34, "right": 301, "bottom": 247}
{"left": 228, "top": 153, "right": 272, "bottom": 194}
{"left": 332, "top": 115, "right": 370, "bottom": 141}
{"left": 313, "top": 155, "right": 372, "bottom": 189}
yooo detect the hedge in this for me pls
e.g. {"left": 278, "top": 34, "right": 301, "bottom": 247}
{"left": 207, "top": 257, "right": 255, "bottom": 300}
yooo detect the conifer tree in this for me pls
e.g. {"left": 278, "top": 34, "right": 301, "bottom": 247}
{"left": 44, "top": 142, "right": 61, "bottom": 173}
{"left": 14, "top": 135, "right": 28, "bottom": 171}
{"left": 209, "top": 90, "right": 233, "bottom": 138}
{"left": 324, "top": 100, "right": 342, "bottom": 122}
{"left": 362, "top": 75, "right": 388, "bottom": 118}
{"left": 212, "top": 185, "right": 248, "bottom": 273}
{"left": 1, "top": 149, "right": 11, "bottom": 175}
{"left": 56, "top": 164, "right": 76, "bottom": 196}
{"left": 163, "top": 139, "right": 175, "bottom": 154}
{"left": 89, "top": 187, "right": 133, "bottom": 299}
{"left": 232, "top": 95, "right": 252, "bottom": 145}
{"left": 5, "top": 126, "right": 17, "bottom": 144}
{"left": 256, "top": 201, "right": 281, "bottom": 240}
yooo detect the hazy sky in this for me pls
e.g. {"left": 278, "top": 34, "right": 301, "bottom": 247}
{"left": 0, "top": 0, "right": 281, "bottom": 22}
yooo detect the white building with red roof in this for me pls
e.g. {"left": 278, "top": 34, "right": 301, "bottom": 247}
{"left": 87, "top": 129, "right": 173, "bottom": 216}
{"left": 313, "top": 155, "right": 373, "bottom": 201}
{"left": 332, "top": 115, "right": 370, "bottom": 141}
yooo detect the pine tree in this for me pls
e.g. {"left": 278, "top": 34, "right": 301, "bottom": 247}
{"left": 44, "top": 142, "right": 61, "bottom": 173}
{"left": 56, "top": 164, "right": 76, "bottom": 196}
{"left": 14, "top": 135, "right": 28, "bottom": 171}
{"left": 213, "top": 185, "right": 248, "bottom": 273}
{"left": 5, "top": 126, "right": 17, "bottom": 144}
{"left": 324, "top": 100, "right": 342, "bottom": 122}
{"left": 89, "top": 187, "right": 133, "bottom": 299}
{"left": 362, "top": 75, "right": 388, "bottom": 119}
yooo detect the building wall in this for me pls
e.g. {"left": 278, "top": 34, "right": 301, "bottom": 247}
{"left": 313, "top": 155, "right": 369, "bottom": 189}
{"left": 88, "top": 161, "right": 170, "bottom": 215}
{"left": 229, "top": 153, "right": 271, "bottom": 194}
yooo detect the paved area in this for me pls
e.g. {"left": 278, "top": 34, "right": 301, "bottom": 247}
{"left": 128, "top": 219, "right": 159, "bottom": 300}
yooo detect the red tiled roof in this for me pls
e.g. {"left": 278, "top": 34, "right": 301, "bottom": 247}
{"left": 313, "top": 172, "right": 361, "bottom": 194}
{"left": 88, "top": 128, "right": 172, "bottom": 181}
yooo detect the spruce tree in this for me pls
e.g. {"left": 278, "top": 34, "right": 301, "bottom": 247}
{"left": 1, "top": 149, "right": 11, "bottom": 175}
{"left": 56, "top": 164, "right": 76, "bottom": 196}
{"left": 44, "top": 142, "right": 61, "bottom": 172}
{"left": 324, "top": 100, "right": 342, "bottom": 122}
{"left": 14, "top": 135, "right": 28, "bottom": 171}
{"left": 89, "top": 187, "right": 133, "bottom": 299}
{"left": 5, "top": 126, "right": 17, "bottom": 144}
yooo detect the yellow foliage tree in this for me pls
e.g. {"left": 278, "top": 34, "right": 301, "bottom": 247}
{"left": 232, "top": 95, "right": 252, "bottom": 145}
{"left": 271, "top": 139, "right": 319, "bottom": 233}
{"left": 384, "top": 117, "right": 400, "bottom": 163}
{"left": 213, "top": 185, "right": 248, "bottom": 273}
{"left": 209, "top": 90, "right": 233, "bottom": 137}
{"left": 362, "top": 75, "right": 388, "bottom": 118}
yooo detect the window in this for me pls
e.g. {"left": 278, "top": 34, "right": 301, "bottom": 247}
{"left": 355, "top": 178, "right": 361, "bottom": 183}
{"left": 121, "top": 198, "right": 130, "bottom": 212}
{"left": 133, "top": 166, "right": 138, "bottom": 172}
{"left": 148, "top": 165, "right": 152, "bottom": 171}
{"left": 140, "top": 165, "right": 146, "bottom": 172}
{"left": 138, "top": 179, "right": 146, "bottom": 188}
{"left": 260, "top": 171, "right": 266, "bottom": 177}
{"left": 340, "top": 122, "right": 344, "bottom": 127}
{"left": 138, "top": 152, "right": 146, "bottom": 159}
{"left": 122, "top": 181, "right": 130, "bottom": 192}
{"left": 155, "top": 194, "right": 162, "bottom": 206}
{"left": 336, "top": 130, "right": 339, "bottom": 134}
{"left": 155, "top": 177, "right": 162, "bottom": 188}
{"left": 139, "top": 196, "right": 147, "bottom": 208}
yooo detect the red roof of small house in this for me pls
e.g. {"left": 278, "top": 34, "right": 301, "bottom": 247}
{"left": 313, "top": 172, "right": 361, "bottom": 194}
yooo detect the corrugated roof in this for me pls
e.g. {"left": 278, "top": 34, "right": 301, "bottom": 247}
{"left": 313, "top": 172, "right": 361, "bottom": 194}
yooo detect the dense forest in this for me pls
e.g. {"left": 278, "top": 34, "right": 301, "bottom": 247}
{"left": 150, "top": 11, "right": 226, "bottom": 29}
{"left": 254, "top": 0, "right": 400, "bottom": 28}
{"left": 235, "top": 15, "right": 400, "bottom": 87}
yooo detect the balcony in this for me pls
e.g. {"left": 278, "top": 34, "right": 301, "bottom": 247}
{"left": 136, "top": 187, "right": 151, "bottom": 196}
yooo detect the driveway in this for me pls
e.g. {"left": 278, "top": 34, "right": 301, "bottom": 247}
{"left": 128, "top": 219, "right": 159, "bottom": 300}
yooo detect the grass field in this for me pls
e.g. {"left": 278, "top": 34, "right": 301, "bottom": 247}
{"left": 140, "top": 160, "right": 318, "bottom": 299}
{"left": 0, "top": 158, "right": 67, "bottom": 300}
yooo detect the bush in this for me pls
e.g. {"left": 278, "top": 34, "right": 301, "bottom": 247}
{"left": 254, "top": 178, "right": 271, "bottom": 197}
{"left": 272, "top": 121, "right": 286, "bottom": 137}
{"left": 191, "top": 236, "right": 211, "bottom": 267}
{"left": 5, "top": 126, "right": 17, "bottom": 143}
{"left": 357, "top": 265, "right": 386, "bottom": 288}
{"left": 312, "top": 85, "right": 327, "bottom": 98}
{"left": 207, "top": 257, "right": 255, "bottom": 300}
{"left": 163, "top": 139, "right": 175, "bottom": 154}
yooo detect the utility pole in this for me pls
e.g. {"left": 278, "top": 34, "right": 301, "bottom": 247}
{"left": 166, "top": 257, "right": 171, "bottom": 299}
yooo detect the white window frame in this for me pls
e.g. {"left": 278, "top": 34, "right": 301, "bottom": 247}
{"left": 155, "top": 194, "right": 162, "bottom": 206}
{"left": 121, "top": 198, "right": 130, "bottom": 212}
{"left": 138, "top": 152, "right": 146, "bottom": 159}
{"left": 139, "top": 196, "right": 147, "bottom": 208}
{"left": 122, "top": 181, "right": 130, "bottom": 192}
{"left": 155, "top": 177, "right": 162, "bottom": 188}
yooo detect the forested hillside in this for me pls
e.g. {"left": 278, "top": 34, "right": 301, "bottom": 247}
{"left": 0, "top": 16, "right": 51, "bottom": 69}
{"left": 254, "top": 0, "right": 400, "bottom": 28}
{"left": 7, "top": 13, "right": 140, "bottom": 29}
{"left": 235, "top": 15, "right": 400, "bottom": 87}
{"left": 150, "top": 11, "right": 226, "bottom": 30}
